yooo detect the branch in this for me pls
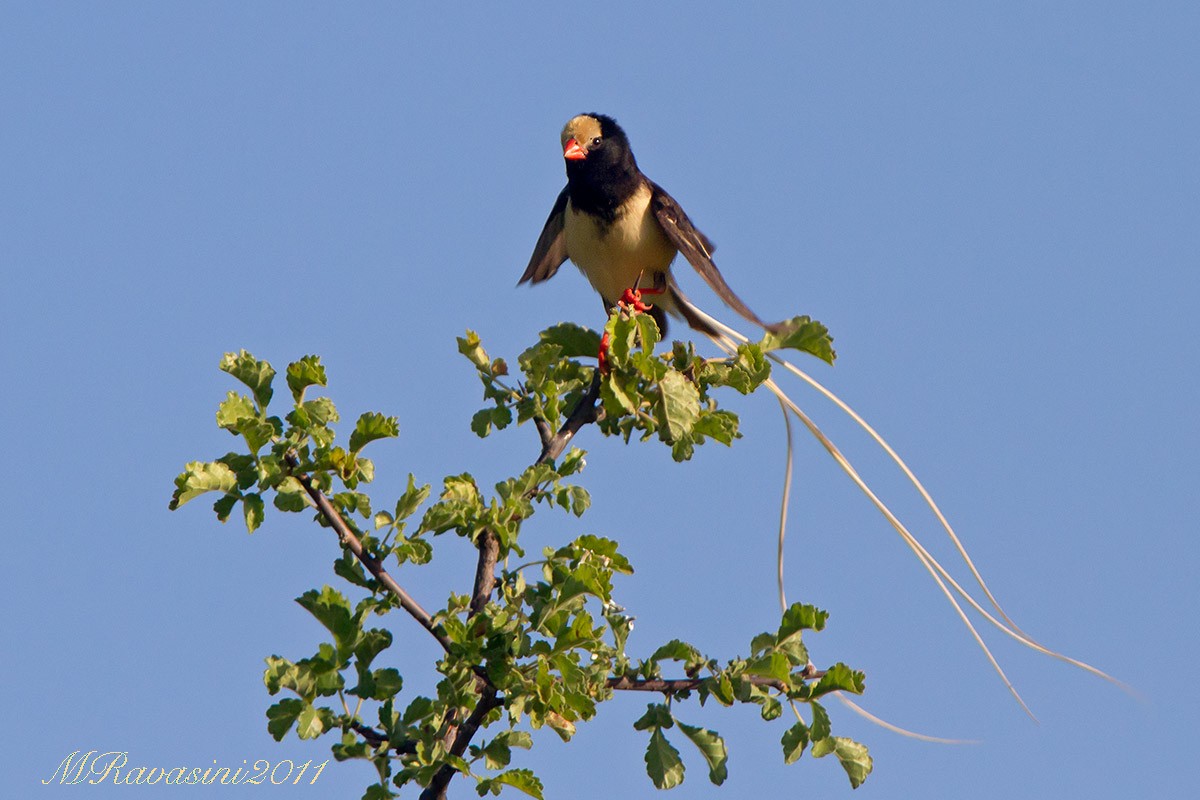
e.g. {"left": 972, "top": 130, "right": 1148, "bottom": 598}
{"left": 425, "top": 373, "right": 605, "bottom": 800}
{"left": 536, "top": 372, "right": 603, "bottom": 465}
{"left": 284, "top": 451, "right": 455, "bottom": 655}
{"left": 608, "top": 666, "right": 825, "bottom": 695}
{"left": 418, "top": 689, "right": 503, "bottom": 800}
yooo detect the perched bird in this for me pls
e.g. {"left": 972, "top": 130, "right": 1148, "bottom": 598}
{"left": 520, "top": 113, "right": 783, "bottom": 339}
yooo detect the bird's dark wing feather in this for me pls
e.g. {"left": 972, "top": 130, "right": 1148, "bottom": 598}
{"left": 650, "top": 181, "right": 782, "bottom": 332}
{"left": 519, "top": 186, "right": 570, "bottom": 284}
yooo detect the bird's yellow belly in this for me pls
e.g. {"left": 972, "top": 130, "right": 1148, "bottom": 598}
{"left": 564, "top": 189, "right": 677, "bottom": 306}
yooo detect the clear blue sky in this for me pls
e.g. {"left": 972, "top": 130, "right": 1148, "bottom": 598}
{"left": 3, "top": 3, "right": 1197, "bottom": 797}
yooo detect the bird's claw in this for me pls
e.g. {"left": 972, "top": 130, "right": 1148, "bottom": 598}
{"left": 618, "top": 287, "right": 652, "bottom": 314}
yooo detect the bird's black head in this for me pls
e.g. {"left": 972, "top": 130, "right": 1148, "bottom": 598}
{"left": 560, "top": 113, "right": 641, "bottom": 217}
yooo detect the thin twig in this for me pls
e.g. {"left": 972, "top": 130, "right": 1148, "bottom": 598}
{"left": 284, "top": 451, "right": 455, "bottom": 655}
{"left": 607, "top": 666, "right": 825, "bottom": 695}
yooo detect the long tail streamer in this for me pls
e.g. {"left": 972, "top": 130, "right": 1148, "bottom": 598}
{"left": 677, "top": 302, "right": 1129, "bottom": 722}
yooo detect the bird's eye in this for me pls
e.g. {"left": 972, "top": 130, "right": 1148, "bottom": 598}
{"left": 590, "top": 137, "right": 602, "bottom": 147}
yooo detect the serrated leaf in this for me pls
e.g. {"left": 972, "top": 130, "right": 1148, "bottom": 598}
{"left": 651, "top": 640, "right": 703, "bottom": 666}
{"left": 481, "top": 769, "right": 544, "bottom": 799}
{"left": 243, "top": 493, "right": 265, "bottom": 533}
{"left": 810, "top": 662, "right": 866, "bottom": 698}
{"left": 539, "top": 323, "right": 603, "bottom": 358}
{"left": 657, "top": 371, "right": 700, "bottom": 442}
{"left": 369, "top": 668, "right": 403, "bottom": 700}
{"left": 334, "top": 551, "right": 373, "bottom": 588}
{"left": 760, "top": 316, "right": 836, "bottom": 364}
{"left": 633, "top": 312, "right": 660, "bottom": 352}
{"left": 728, "top": 343, "right": 772, "bottom": 394}
{"left": 213, "top": 492, "right": 239, "bottom": 522}
{"left": 782, "top": 720, "right": 810, "bottom": 764}
{"left": 274, "top": 481, "right": 310, "bottom": 512}
{"left": 600, "top": 373, "right": 638, "bottom": 417}
{"left": 169, "top": 461, "right": 238, "bottom": 509}
{"left": 567, "top": 485, "right": 590, "bottom": 517}
{"left": 394, "top": 473, "right": 431, "bottom": 520}
{"left": 812, "top": 737, "right": 872, "bottom": 788}
{"left": 216, "top": 392, "right": 258, "bottom": 431}
{"left": 779, "top": 603, "right": 829, "bottom": 638}
{"left": 644, "top": 728, "right": 685, "bottom": 789}
{"left": 296, "top": 586, "right": 357, "bottom": 653}
{"left": 220, "top": 350, "right": 275, "bottom": 409}
{"left": 362, "top": 784, "right": 396, "bottom": 800}
{"left": 633, "top": 703, "right": 674, "bottom": 731}
{"left": 296, "top": 705, "right": 325, "bottom": 739}
{"left": 677, "top": 722, "right": 728, "bottom": 785}
{"left": 604, "top": 313, "right": 637, "bottom": 367}
{"left": 349, "top": 412, "right": 399, "bottom": 454}
{"left": 471, "top": 409, "right": 495, "bottom": 437}
{"left": 266, "top": 698, "right": 303, "bottom": 741}
{"left": 693, "top": 410, "right": 739, "bottom": 445}
{"left": 286, "top": 355, "right": 327, "bottom": 402}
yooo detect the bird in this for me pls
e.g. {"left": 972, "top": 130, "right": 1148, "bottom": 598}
{"left": 518, "top": 115, "right": 1125, "bottom": 716}
{"left": 520, "top": 113, "right": 784, "bottom": 340}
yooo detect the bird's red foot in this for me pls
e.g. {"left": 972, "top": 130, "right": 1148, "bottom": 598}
{"left": 618, "top": 287, "right": 651, "bottom": 314}
{"left": 617, "top": 285, "right": 665, "bottom": 315}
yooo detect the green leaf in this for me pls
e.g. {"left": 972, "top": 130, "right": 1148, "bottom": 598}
{"left": 810, "top": 701, "right": 831, "bottom": 741}
{"left": 633, "top": 312, "right": 661, "bottom": 352}
{"left": 759, "top": 316, "right": 836, "bottom": 364}
{"left": 479, "top": 769, "right": 544, "bottom": 799}
{"left": 600, "top": 373, "right": 638, "bottom": 417}
{"left": 334, "top": 550, "right": 373, "bottom": 588}
{"left": 169, "top": 461, "right": 237, "bottom": 509}
{"left": 810, "top": 662, "right": 866, "bottom": 698}
{"left": 394, "top": 474, "right": 431, "bottom": 520}
{"left": 657, "top": 371, "right": 700, "bottom": 442}
{"left": 812, "top": 737, "right": 872, "bottom": 788}
{"left": 296, "top": 705, "right": 326, "bottom": 739}
{"left": 243, "top": 493, "right": 265, "bottom": 533}
{"left": 677, "top": 722, "right": 728, "bottom": 785}
{"left": 644, "top": 727, "right": 685, "bottom": 789}
{"left": 213, "top": 492, "right": 239, "bottom": 522}
{"left": 779, "top": 603, "right": 829, "bottom": 638}
{"left": 274, "top": 478, "right": 310, "bottom": 512}
{"left": 782, "top": 720, "right": 810, "bottom": 764}
{"left": 216, "top": 392, "right": 258, "bottom": 431}
{"left": 539, "top": 323, "right": 602, "bottom": 358}
{"left": 471, "top": 406, "right": 513, "bottom": 438}
{"left": 362, "top": 784, "right": 397, "bottom": 800}
{"left": 693, "top": 410, "right": 739, "bottom": 446}
{"left": 633, "top": 703, "right": 674, "bottom": 731}
{"left": 458, "top": 330, "right": 491, "bottom": 370}
{"left": 295, "top": 586, "right": 357, "bottom": 653}
{"left": 220, "top": 350, "right": 275, "bottom": 409}
{"left": 650, "top": 640, "right": 703, "bottom": 667}
{"left": 286, "top": 355, "right": 327, "bottom": 402}
{"left": 727, "top": 343, "right": 772, "bottom": 394}
{"left": 369, "top": 668, "right": 403, "bottom": 700}
{"left": 349, "top": 412, "right": 399, "bottom": 454}
{"left": 266, "top": 698, "right": 303, "bottom": 741}
{"left": 604, "top": 313, "right": 637, "bottom": 368}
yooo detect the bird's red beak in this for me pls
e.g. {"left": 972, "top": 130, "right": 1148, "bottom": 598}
{"left": 563, "top": 138, "right": 586, "bottom": 161}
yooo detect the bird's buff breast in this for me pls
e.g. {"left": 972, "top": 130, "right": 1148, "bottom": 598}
{"left": 564, "top": 185, "right": 676, "bottom": 306}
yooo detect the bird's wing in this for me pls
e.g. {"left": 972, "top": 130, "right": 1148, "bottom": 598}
{"left": 649, "top": 181, "right": 783, "bottom": 332}
{"left": 519, "top": 186, "right": 570, "bottom": 284}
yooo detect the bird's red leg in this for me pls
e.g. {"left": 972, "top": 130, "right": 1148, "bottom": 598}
{"left": 597, "top": 329, "right": 611, "bottom": 374}
{"left": 602, "top": 276, "right": 666, "bottom": 373}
